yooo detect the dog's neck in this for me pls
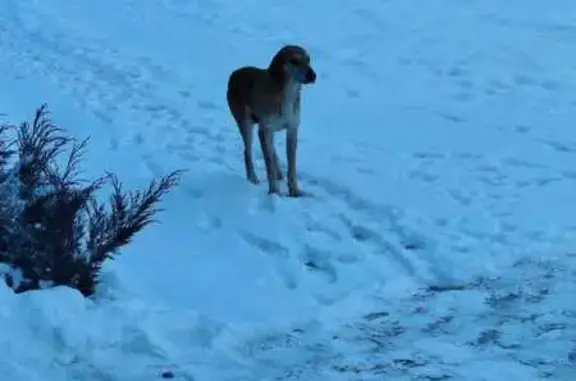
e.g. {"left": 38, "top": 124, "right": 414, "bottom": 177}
{"left": 267, "top": 53, "right": 302, "bottom": 97}
{"left": 267, "top": 59, "right": 301, "bottom": 118}
{"left": 279, "top": 78, "right": 301, "bottom": 123}
{"left": 283, "top": 78, "right": 301, "bottom": 104}
{"left": 268, "top": 55, "right": 287, "bottom": 84}
{"left": 267, "top": 66, "right": 301, "bottom": 102}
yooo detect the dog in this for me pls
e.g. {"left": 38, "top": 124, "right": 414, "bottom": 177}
{"left": 226, "top": 44, "right": 316, "bottom": 197}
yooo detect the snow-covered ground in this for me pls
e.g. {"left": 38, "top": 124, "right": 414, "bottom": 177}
{"left": 1, "top": 0, "right": 575, "bottom": 379}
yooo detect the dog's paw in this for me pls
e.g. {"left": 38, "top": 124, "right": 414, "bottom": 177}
{"left": 288, "top": 187, "right": 304, "bottom": 198}
{"left": 268, "top": 187, "right": 281, "bottom": 196}
{"left": 248, "top": 175, "right": 260, "bottom": 184}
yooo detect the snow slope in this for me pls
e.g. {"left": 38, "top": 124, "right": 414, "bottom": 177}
{"left": 0, "top": 0, "right": 575, "bottom": 379}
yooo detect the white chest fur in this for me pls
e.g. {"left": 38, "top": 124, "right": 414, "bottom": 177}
{"left": 281, "top": 80, "right": 301, "bottom": 125}
{"left": 265, "top": 80, "right": 301, "bottom": 132}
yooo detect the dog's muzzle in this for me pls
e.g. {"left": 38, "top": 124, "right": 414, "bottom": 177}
{"left": 304, "top": 67, "right": 316, "bottom": 84}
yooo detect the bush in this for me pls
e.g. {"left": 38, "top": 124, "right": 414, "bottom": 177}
{"left": 0, "top": 104, "right": 183, "bottom": 296}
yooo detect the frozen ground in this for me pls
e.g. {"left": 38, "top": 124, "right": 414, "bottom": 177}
{"left": 0, "top": 0, "right": 575, "bottom": 380}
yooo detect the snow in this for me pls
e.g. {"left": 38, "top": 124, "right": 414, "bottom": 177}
{"left": 0, "top": 0, "right": 575, "bottom": 379}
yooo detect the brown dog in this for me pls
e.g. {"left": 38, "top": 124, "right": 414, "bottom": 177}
{"left": 226, "top": 45, "right": 316, "bottom": 197}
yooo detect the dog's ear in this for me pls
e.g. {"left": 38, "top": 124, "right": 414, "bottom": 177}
{"left": 280, "top": 46, "right": 310, "bottom": 64}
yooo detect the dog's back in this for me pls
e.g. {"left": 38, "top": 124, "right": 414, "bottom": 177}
{"left": 226, "top": 66, "right": 263, "bottom": 124}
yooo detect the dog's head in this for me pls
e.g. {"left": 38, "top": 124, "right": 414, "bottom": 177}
{"left": 270, "top": 45, "right": 316, "bottom": 85}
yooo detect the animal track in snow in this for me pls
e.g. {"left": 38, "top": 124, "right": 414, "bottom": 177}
{"left": 238, "top": 232, "right": 298, "bottom": 290}
{"left": 0, "top": 8, "right": 234, "bottom": 178}
{"left": 230, "top": 253, "right": 576, "bottom": 380}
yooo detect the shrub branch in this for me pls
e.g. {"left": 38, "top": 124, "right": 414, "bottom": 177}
{"left": 0, "top": 104, "right": 183, "bottom": 296}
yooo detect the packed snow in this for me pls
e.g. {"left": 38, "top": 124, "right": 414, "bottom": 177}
{"left": 0, "top": 0, "right": 575, "bottom": 380}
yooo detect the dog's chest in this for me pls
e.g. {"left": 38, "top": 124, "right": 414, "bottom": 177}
{"left": 269, "top": 82, "right": 300, "bottom": 131}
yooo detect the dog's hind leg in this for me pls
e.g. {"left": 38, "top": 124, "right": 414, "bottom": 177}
{"left": 239, "top": 120, "right": 259, "bottom": 184}
{"left": 227, "top": 86, "right": 259, "bottom": 185}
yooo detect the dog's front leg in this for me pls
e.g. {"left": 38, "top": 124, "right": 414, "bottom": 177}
{"left": 286, "top": 126, "right": 302, "bottom": 197}
{"left": 272, "top": 148, "right": 284, "bottom": 181}
{"left": 258, "top": 124, "right": 280, "bottom": 195}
